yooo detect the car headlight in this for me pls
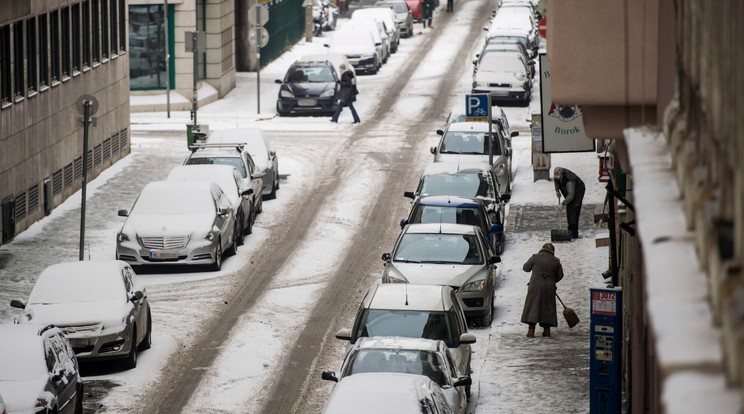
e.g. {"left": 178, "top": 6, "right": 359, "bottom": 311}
{"left": 117, "top": 233, "right": 129, "bottom": 242}
{"left": 206, "top": 232, "right": 215, "bottom": 241}
{"left": 320, "top": 89, "right": 335, "bottom": 98}
{"left": 280, "top": 89, "right": 294, "bottom": 98}
{"left": 495, "top": 163, "right": 507, "bottom": 177}
{"left": 462, "top": 279, "right": 486, "bottom": 291}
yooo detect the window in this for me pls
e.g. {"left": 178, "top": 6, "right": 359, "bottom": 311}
{"left": 109, "top": 0, "right": 118, "bottom": 55}
{"left": 0, "top": 25, "right": 11, "bottom": 104}
{"left": 118, "top": 0, "right": 126, "bottom": 52}
{"left": 61, "top": 7, "right": 70, "bottom": 78}
{"left": 92, "top": 0, "right": 100, "bottom": 63}
{"left": 38, "top": 14, "right": 48, "bottom": 87}
{"left": 129, "top": 5, "right": 168, "bottom": 89}
{"left": 101, "top": 0, "right": 109, "bottom": 59}
{"left": 72, "top": 3, "right": 81, "bottom": 72}
{"left": 26, "top": 17, "right": 37, "bottom": 94}
{"left": 82, "top": 0, "right": 90, "bottom": 68}
{"left": 13, "top": 21, "right": 24, "bottom": 100}
{"left": 50, "top": 10, "right": 60, "bottom": 82}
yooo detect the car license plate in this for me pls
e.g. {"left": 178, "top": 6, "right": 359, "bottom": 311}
{"left": 297, "top": 99, "right": 316, "bottom": 107}
{"left": 348, "top": 59, "right": 359, "bottom": 65}
{"left": 491, "top": 91, "right": 509, "bottom": 97}
{"left": 149, "top": 250, "right": 178, "bottom": 260}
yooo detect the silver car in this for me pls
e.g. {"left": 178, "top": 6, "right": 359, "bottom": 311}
{"left": 407, "top": 161, "right": 507, "bottom": 211}
{"left": 10, "top": 260, "right": 151, "bottom": 369}
{"left": 322, "top": 337, "right": 470, "bottom": 413}
{"left": 375, "top": 0, "right": 414, "bottom": 38}
{"left": 381, "top": 223, "right": 500, "bottom": 326}
{"left": 116, "top": 180, "right": 236, "bottom": 271}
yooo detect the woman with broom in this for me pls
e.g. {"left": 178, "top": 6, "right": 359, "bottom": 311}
{"left": 521, "top": 243, "right": 564, "bottom": 338}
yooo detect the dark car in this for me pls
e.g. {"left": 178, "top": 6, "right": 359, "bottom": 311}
{"left": 400, "top": 195, "right": 505, "bottom": 255}
{"left": 275, "top": 60, "right": 340, "bottom": 116}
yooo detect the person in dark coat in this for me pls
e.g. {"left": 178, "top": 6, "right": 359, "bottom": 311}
{"left": 446, "top": 0, "right": 453, "bottom": 13}
{"left": 553, "top": 167, "right": 586, "bottom": 239}
{"left": 330, "top": 64, "right": 360, "bottom": 124}
{"left": 521, "top": 243, "right": 564, "bottom": 337}
{"left": 422, "top": 0, "right": 434, "bottom": 28}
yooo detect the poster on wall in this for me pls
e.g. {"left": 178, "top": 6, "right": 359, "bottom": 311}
{"left": 539, "top": 54, "right": 595, "bottom": 153}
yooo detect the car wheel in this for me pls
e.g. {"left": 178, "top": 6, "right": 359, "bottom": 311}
{"left": 225, "top": 234, "right": 237, "bottom": 257}
{"left": 210, "top": 240, "right": 223, "bottom": 271}
{"left": 245, "top": 206, "right": 254, "bottom": 235}
{"left": 267, "top": 182, "right": 277, "bottom": 200}
{"left": 236, "top": 215, "right": 245, "bottom": 244}
{"left": 124, "top": 325, "right": 138, "bottom": 369}
{"left": 274, "top": 171, "right": 280, "bottom": 190}
{"left": 138, "top": 308, "right": 152, "bottom": 351}
{"left": 479, "top": 295, "right": 493, "bottom": 327}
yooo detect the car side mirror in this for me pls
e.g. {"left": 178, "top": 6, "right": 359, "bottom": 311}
{"left": 217, "top": 207, "right": 229, "bottom": 216}
{"left": 489, "top": 223, "right": 503, "bottom": 234}
{"left": 436, "top": 129, "right": 444, "bottom": 136}
{"left": 335, "top": 328, "right": 352, "bottom": 341}
{"left": 51, "top": 370, "right": 64, "bottom": 383}
{"left": 458, "top": 332, "right": 476, "bottom": 345}
{"left": 251, "top": 171, "right": 266, "bottom": 179}
{"left": 500, "top": 193, "right": 511, "bottom": 203}
{"left": 321, "top": 371, "right": 339, "bottom": 382}
{"left": 399, "top": 218, "right": 408, "bottom": 229}
{"left": 274, "top": 79, "right": 283, "bottom": 84}
{"left": 511, "top": 131, "right": 519, "bottom": 137}
{"left": 375, "top": 42, "right": 382, "bottom": 46}
{"left": 430, "top": 146, "right": 437, "bottom": 154}
{"left": 323, "top": 43, "right": 330, "bottom": 48}
{"left": 118, "top": 209, "right": 129, "bottom": 217}
{"left": 490, "top": 255, "right": 501, "bottom": 264}
{"left": 403, "top": 191, "right": 416, "bottom": 199}
{"left": 472, "top": 58, "right": 477, "bottom": 65}
{"left": 10, "top": 299, "right": 25, "bottom": 309}
{"left": 454, "top": 376, "right": 472, "bottom": 387}
{"left": 241, "top": 188, "right": 254, "bottom": 197}
{"left": 381, "top": 252, "right": 392, "bottom": 262}
{"left": 132, "top": 291, "right": 145, "bottom": 301}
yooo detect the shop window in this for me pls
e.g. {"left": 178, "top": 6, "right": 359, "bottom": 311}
{"left": 129, "top": 5, "right": 168, "bottom": 89}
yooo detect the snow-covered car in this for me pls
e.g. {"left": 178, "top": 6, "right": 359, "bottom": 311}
{"left": 322, "top": 372, "right": 455, "bottom": 414}
{"left": 471, "top": 52, "right": 532, "bottom": 106}
{"left": 322, "top": 337, "right": 470, "bottom": 413}
{"left": 334, "top": 283, "right": 475, "bottom": 388}
{"left": 337, "top": 19, "right": 390, "bottom": 65}
{"left": 274, "top": 59, "right": 340, "bottom": 116}
{"left": 116, "top": 181, "right": 237, "bottom": 271}
{"left": 299, "top": 53, "right": 355, "bottom": 75}
{"left": 381, "top": 223, "right": 500, "bottom": 326}
{"left": 352, "top": 7, "right": 400, "bottom": 53}
{"left": 431, "top": 122, "right": 513, "bottom": 193}
{"left": 325, "top": 29, "right": 381, "bottom": 74}
{"left": 375, "top": 0, "right": 414, "bottom": 38}
{"left": 0, "top": 324, "right": 83, "bottom": 414}
{"left": 168, "top": 164, "right": 256, "bottom": 246}
{"left": 11, "top": 260, "right": 152, "bottom": 369}
{"left": 183, "top": 144, "right": 266, "bottom": 203}
{"left": 407, "top": 161, "right": 508, "bottom": 210}
{"left": 313, "top": 0, "right": 339, "bottom": 31}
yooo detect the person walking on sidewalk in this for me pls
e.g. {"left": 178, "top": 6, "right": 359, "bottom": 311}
{"left": 446, "top": 0, "right": 453, "bottom": 13}
{"left": 521, "top": 243, "right": 564, "bottom": 338}
{"left": 553, "top": 166, "right": 586, "bottom": 239}
{"left": 330, "top": 64, "right": 360, "bottom": 124}
{"left": 422, "top": 0, "right": 434, "bottom": 28}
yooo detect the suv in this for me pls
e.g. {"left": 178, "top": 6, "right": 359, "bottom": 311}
{"left": 335, "top": 283, "right": 475, "bottom": 392}
{"left": 0, "top": 324, "right": 83, "bottom": 414}
{"left": 400, "top": 195, "right": 505, "bottom": 255}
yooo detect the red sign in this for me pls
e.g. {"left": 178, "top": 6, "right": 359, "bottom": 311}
{"left": 538, "top": 17, "right": 547, "bottom": 38}
{"left": 592, "top": 291, "right": 616, "bottom": 316}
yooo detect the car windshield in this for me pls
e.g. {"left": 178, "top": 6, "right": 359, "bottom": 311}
{"left": 186, "top": 156, "right": 247, "bottom": 177}
{"left": 331, "top": 32, "right": 372, "bottom": 48}
{"left": 384, "top": 3, "right": 408, "bottom": 13}
{"left": 419, "top": 172, "right": 491, "bottom": 199}
{"left": 29, "top": 272, "right": 125, "bottom": 304}
{"left": 356, "top": 309, "right": 454, "bottom": 346}
{"left": 413, "top": 206, "right": 484, "bottom": 228}
{"left": 440, "top": 131, "right": 501, "bottom": 155}
{"left": 394, "top": 233, "right": 483, "bottom": 264}
{"left": 478, "top": 54, "right": 526, "bottom": 73}
{"left": 131, "top": 187, "right": 216, "bottom": 216}
{"left": 287, "top": 66, "right": 335, "bottom": 83}
{"left": 345, "top": 349, "right": 448, "bottom": 386}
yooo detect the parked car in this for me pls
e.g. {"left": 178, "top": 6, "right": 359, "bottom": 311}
{"left": 274, "top": 59, "right": 340, "bottom": 116}
{"left": 183, "top": 144, "right": 266, "bottom": 203}
{"left": 322, "top": 373, "right": 454, "bottom": 414}
{"left": 322, "top": 337, "right": 470, "bottom": 413}
{"left": 352, "top": 7, "right": 401, "bottom": 53}
{"left": 375, "top": 0, "right": 414, "bottom": 38}
{"left": 0, "top": 393, "right": 5, "bottom": 414}
{"left": 474, "top": 43, "right": 533, "bottom": 77}
{"left": 405, "top": 0, "right": 423, "bottom": 22}
{"left": 325, "top": 29, "right": 381, "bottom": 74}
{"left": 313, "top": 0, "right": 339, "bottom": 31}
{"left": 381, "top": 223, "right": 500, "bottom": 326}
{"left": 168, "top": 164, "right": 256, "bottom": 246}
{"left": 400, "top": 195, "right": 505, "bottom": 255}
{"left": 472, "top": 52, "right": 532, "bottom": 106}
{"left": 338, "top": 19, "right": 390, "bottom": 64}
{"left": 431, "top": 122, "right": 513, "bottom": 193}
{"left": 484, "top": 33, "right": 535, "bottom": 59}
{"left": 407, "top": 161, "right": 508, "bottom": 211}
{"left": 335, "top": 283, "right": 475, "bottom": 389}
{"left": 0, "top": 324, "right": 83, "bottom": 414}
{"left": 488, "top": 7, "right": 538, "bottom": 54}
{"left": 10, "top": 260, "right": 152, "bottom": 369}
{"left": 116, "top": 180, "right": 237, "bottom": 271}
{"left": 205, "top": 128, "right": 280, "bottom": 200}
{"left": 444, "top": 108, "right": 518, "bottom": 163}
{"left": 299, "top": 53, "right": 355, "bottom": 75}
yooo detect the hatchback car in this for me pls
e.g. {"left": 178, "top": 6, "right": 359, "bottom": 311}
{"left": 0, "top": 324, "right": 83, "bottom": 414}
{"left": 275, "top": 59, "right": 339, "bottom": 116}
{"left": 381, "top": 223, "right": 499, "bottom": 326}
{"left": 299, "top": 53, "right": 355, "bottom": 75}
{"left": 338, "top": 19, "right": 390, "bottom": 64}
{"left": 167, "top": 164, "right": 256, "bottom": 246}
{"left": 335, "top": 283, "right": 475, "bottom": 385}
{"left": 400, "top": 195, "right": 505, "bottom": 255}
{"left": 472, "top": 52, "right": 532, "bottom": 106}
{"left": 116, "top": 181, "right": 236, "bottom": 271}
{"left": 205, "top": 128, "right": 280, "bottom": 199}
{"left": 375, "top": 0, "right": 413, "bottom": 38}
{"left": 325, "top": 29, "right": 381, "bottom": 74}
{"left": 431, "top": 122, "right": 513, "bottom": 194}
{"left": 322, "top": 373, "right": 454, "bottom": 414}
{"left": 322, "top": 337, "right": 470, "bottom": 412}
{"left": 183, "top": 144, "right": 266, "bottom": 204}
{"left": 11, "top": 260, "right": 151, "bottom": 369}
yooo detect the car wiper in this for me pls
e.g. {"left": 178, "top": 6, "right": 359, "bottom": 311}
{"left": 460, "top": 151, "right": 485, "bottom": 155}
{"left": 395, "top": 259, "right": 422, "bottom": 263}
{"left": 425, "top": 260, "right": 464, "bottom": 265}
{"left": 439, "top": 150, "right": 457, "bottom": 154}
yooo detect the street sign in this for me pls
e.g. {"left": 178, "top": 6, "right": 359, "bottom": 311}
{"left": 249, "top": 27, "right": 270, "bottom": 48}
{"left": 538, "top": 17, "right": 547, "bottom": 38}
{"left": 465, "top": 94, "right": 490, "bottom": 122}
{"left": 248, "top": 4, "right": 269, "bottom": 27}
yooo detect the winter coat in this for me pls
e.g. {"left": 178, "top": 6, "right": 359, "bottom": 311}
{"left": 521, "top": 248, "right": 564, "bottom": 327}
{"left": 337, "top": 69, "right": 357, "bottom": 103}
{"left": 554, "top": 168, "right": 586, "bottom": 207}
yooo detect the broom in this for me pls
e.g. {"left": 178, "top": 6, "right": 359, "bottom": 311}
{"left": 556, "top": 293, "right": 580, "bottom": 328}
{"left": 551, "top": 196, "right": 573, "bottom": 242}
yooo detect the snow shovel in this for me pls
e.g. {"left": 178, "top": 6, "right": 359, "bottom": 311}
{"left": 551, "top": 196, "right": 573, "bottom": 242}
{"left": 556, "top": 293, "right": 580, "bottom": 328}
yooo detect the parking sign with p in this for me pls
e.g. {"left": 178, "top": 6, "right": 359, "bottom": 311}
{"left": 466, "top": 94, "right": 490, "bottom": 122}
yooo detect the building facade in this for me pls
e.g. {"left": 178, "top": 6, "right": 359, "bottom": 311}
{"left": 549, "top": 0, "right": 743, "bottom": 411}
{"left": 0, "top": 0, "right": 130, "bottom": 245}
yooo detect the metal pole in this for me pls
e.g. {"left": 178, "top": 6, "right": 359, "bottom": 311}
{"left": 607, "top": 180, "right": 619, "bottom": 287}
{"left": 192, "top": 31, "right": 198, "bottom": 127}
{"left": 79, "top": 101, "right": 91, "bottom": 261}
{"left": 164, "top": 0, "right": 170, "bottom": 117}
{"left": 256, "top": 6, "right": 261, "bottom": 114}
{"left": 487, "top": 103, "right": 493, "bottom": 166}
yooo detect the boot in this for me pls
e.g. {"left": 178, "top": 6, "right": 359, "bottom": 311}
{"left": 542, "top": 327, "right": 551, "bottom": 337}
{"left": 526, "top": 327, "right": 535, "bottom": 338}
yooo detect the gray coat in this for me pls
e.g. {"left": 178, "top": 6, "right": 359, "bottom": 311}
{"left": 521, "top": 248, "right": 564, "bottom": 327}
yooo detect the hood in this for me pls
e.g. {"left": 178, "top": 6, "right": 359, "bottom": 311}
{"left": 474, "top": 70, "right": 523, "bottom": 84}
{"left": 386, "top": 262, "right": 488, "bottom": 287}
{"left": 330, "top": 45, "right": 376, "bottom": 57}
{"left": 0, "top": 378, "right": 49, "bottom": 413}
{"left": 121, "top": 214, "right": 215, "bottom": 238}
{"left": 285, "top": 82, "right": 335, "bottom": 98}
{"left": 24, "top": 301, "right": 128, "bottom": 329}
